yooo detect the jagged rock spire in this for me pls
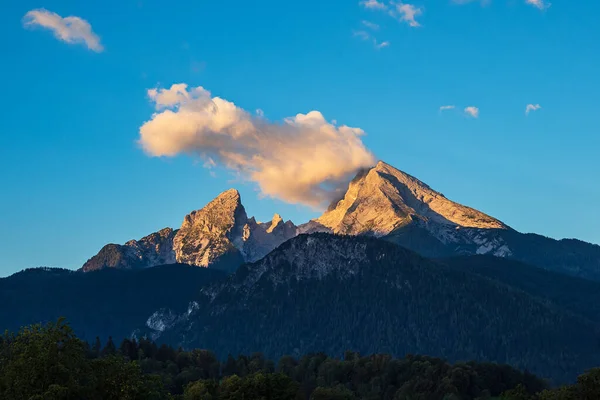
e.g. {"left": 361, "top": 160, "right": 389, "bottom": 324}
{"left": 173, "top": 189, "right": 248, "bottom": 267}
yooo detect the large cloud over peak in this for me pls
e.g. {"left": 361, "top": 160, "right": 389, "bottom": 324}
{"left": 139, "top": 84, "right": 376, "bottom": 208}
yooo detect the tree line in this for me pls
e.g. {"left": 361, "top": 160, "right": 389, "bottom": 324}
{"left": 1, "top": 319, "right": 599, "bottom": 399}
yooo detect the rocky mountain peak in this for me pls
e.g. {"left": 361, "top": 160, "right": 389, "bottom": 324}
{"left": 179, "top": 189, "right": 244, "bottom": 227}
{"left": 315, "top": 161, "right": 507, "bottom": 237}
{"left": 239, "top": 213, "right": 297, "bottom": 263}
{"left": 81, "top": 228, "right": 177, "bottom": 272}
{"left": 173, "top": 189, "right": 248, "bottom": 267}
{"left": 374, "top": 161, "right": 507, "bottom": 229}
{"left": 82, "top": 188, "right": 299, "bottom": 272}
{"left": 267, "top": 214, "right": 283, "bottom": 233}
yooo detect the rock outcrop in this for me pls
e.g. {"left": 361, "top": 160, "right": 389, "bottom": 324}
{"left": 82, "top": 228, "right": 176, "bottom": 272}
{"left": 82, "top": 190, "right": 297, "bottom": 272}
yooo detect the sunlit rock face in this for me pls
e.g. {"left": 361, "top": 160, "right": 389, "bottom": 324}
{"left": 173, "top": 189, "right": 247, "bottom": 267}
{"left": 315, "top": 161, "right": 507, "bottom": 236}
{"left": 302, "top": 161, "right": 513, "bottom": 259}
{"left": 83, "top": 189, "right": 298, "bottom": 272}
{"left": 172, "top": 190, "right": 298, "bottom": 267}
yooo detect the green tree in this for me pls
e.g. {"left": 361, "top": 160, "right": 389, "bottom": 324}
{"left": 0, "top": 318, "right": 91, "bottom": 399}
{"left": 223, "top": 354, "right": 238, "bottom": 376}
{"left": 536, "top": 387, "right": 576, "bottom": 400}
{"left": 576, "top": 368, "right": 600, "bottom": 400}
{"left": 184, "top": 380, "right": 218, "bottom": 400}
{"left": 219, "top": 374, "right": 244, "bottom": 400}
{"left": 90, "top": 355, "right": 165, "bottom": 400}
{"left": 501, "top": 384, "right": 532, "bottom": 400}
{"left": 311, "top": 385, "right": 355, "bottom": 400}
{"left": 102, "top": 336, "right": 117, "bottom": 357}
{"left": 91, "top": 336, "right": 102, "bottom": 358}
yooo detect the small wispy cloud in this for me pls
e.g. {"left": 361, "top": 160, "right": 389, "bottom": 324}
{"left": 525, "top": 104, "right": 542, "bottom": 115}
{"left": 439, "top": 105, "right": 456, "bottom": 111}
{"left": 464, "top": 106, "right": 480, "bottom": 118}
{"left": 362, "top": 20, "right": 380, "bottom": 30}
{"left": 390, "top": 2, "right": 423, "bottom": 27}
{"left": 452, "top": 0, "right": 490, "bottom": 5}
{"left": 525, "top": 0, "right": 551, "bottom": 10}
{"left": 375, "top": 40, "right": 390, "bottom": 49}
{"left": 353, "top": 30, "right": 371, "bottom": 40}
{"left": 203, "top": 158, "right": 217, "bottom": 169}
{"left": 353, "top": 30, "right": 390, "bottom": 49}
{"left": 22, "top": 9, "right": 103, "bottom": 52}
{"left": 360, "top": 0, "right": 388, "bottom": 10}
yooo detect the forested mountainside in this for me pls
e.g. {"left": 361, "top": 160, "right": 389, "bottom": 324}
{"left": 0, "top": 264, "right": 226, "bottom": 342}
{"left": 439, "top": 255, "right": 600, "bottom": 323}
{"left": 149, "top": 234, "right": 600, "bottom": 384}
{"left": 7, "top": 319, "right": 600, "bottom": 400}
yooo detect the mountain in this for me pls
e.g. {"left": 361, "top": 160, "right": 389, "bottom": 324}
{"left": 82, "top": 189, "right": 297, "bottom": 273}
{"left": 438, "top": 255, "right": 600, "bottom": 323}
{"left": 0, "top": 264, "right": 227, "bottom": 342}
{"left": 315, "top": 162, "right": 507, "bottom": 236}
{"left": 309, "top": 161, "right": 600, "bottom": 281}
{"left": 82, "top": 161, "right": 600, "bottom": 280}
{"left": 171, "top": 189, "right": 247, "bottom": 272}
{"left": 82, "top": 228, "right": 177, "bottom": 272}
{"left": 148, "top": 234, "right": 600, "bottom": 384}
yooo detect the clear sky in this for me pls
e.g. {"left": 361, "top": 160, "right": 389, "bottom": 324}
{"left": 1, "top": 0, "right": 598, "bottom": 277}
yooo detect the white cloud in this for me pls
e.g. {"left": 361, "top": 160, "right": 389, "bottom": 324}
{"left": 439, "top": 105, "right": 456, "bottom": 111}
{"left": 390, "top": 2, "right": 423, "bottom": 27}
{"left": 360, "top": 0, "right": 388, "bottom": 10}
{"left": 353, "top": 30, "right": 390, "bottom": 49}
{"left": 22, "top": 9, "right": 103, "bottom": 52}
{"left": 139, "top": 84, "right": 376, "bottom": 208}
{"left": 452, "top": 0, "right": 490, "bottom": 5}
{"left": 362, "top": 20, "right": 380, "bottom": 30}
{"left": 526, "top": 104, "right": 542, "bottom": 115}
{"left": 375, "top": 40, "right": 390, "bottom": 49}
{"left": 464, "top": 106, "right": 479, "bottom": 118}
{"left": 203, "top": 158, "right": 216, "bottom": 168}
{"left": 353, "top": 30, "right": 372, "bottom": 41}
{"left": 525, "top": 0, "right": 551, "bottom": 10}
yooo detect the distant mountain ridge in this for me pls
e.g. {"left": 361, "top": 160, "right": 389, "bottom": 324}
{"left": 82, "top": 160, "right": 600, "bottom": 281}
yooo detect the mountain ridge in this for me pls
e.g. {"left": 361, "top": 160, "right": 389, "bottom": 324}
{"left": 81, "top": 160, "right": 600, "bottom": 281}
{"left": 82, "top": 189, "right": 297, "bottom": 273}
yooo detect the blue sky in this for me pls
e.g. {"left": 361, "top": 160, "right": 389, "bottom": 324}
{"left": 1, "top": 0, "right": 598, "bottom": 276}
